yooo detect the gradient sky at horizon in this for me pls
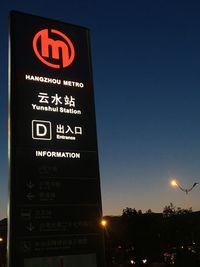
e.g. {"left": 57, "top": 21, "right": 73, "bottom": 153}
{"left": 1, "top": 0, "right": 200, "bottom": 219}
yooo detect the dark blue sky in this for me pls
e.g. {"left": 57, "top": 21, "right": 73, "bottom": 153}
{"left": 1, "top": 0, "right": 200, "bottom": 218}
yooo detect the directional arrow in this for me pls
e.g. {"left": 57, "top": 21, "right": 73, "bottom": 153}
{"left": 27, "top": 223, "right": 35, "bottom": 232}
{"left": 26, "top": 192, "right": 35, "bottom": 201}
{"left": 26, "top": 180, "right": 34, "bottom": 189}
{"left": 23, "top": 241, "right": 31, "bottom": 251}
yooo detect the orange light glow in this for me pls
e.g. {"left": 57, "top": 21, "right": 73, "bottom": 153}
{"left": 101, "top": 219, "right": 107, "bottom": 227}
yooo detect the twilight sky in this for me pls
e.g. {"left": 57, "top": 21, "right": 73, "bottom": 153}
{"left": 1, "top": 0, "right": 200, "bottom": 219}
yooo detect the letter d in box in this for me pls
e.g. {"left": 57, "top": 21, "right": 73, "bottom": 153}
{"left": 32, "top": 120, "right": 52, "bottom": 140}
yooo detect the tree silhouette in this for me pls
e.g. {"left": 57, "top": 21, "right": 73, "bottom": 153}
{"left": 163, "top": 203, "right": 192, "bottom": 218}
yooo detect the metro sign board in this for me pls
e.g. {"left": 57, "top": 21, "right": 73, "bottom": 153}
{"left": 9, "top": 11, "right": 105, "bottom": 267}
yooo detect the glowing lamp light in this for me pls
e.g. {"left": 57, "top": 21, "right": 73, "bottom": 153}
{"left": 130, "top": 259, "right": 135, "bottom": 265}
{"left": 0, "top": 237, "right": 3, "bottom": 242}
{"left": 101, "top": 219, "right": 107, "bottom": 227}
{"left": 171, "top": 179, "right": 178, "bottom": 187}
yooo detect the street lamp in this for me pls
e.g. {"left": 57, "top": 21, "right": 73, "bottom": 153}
{"left": 171, "top": 179, "right": 199, "bottom": 195}
{"left": 170, "top": 179, "right": 199, "bottom": 208}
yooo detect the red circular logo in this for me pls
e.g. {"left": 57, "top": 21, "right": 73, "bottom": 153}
{"left": 33, "top": 29, "right": 75, "bottom": 69}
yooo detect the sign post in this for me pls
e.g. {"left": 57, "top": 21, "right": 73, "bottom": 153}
{"left": 9, "top": 11, "right": 105, "bottom": 267}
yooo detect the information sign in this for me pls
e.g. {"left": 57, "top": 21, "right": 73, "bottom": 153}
{"left": 9, "top": 11, "right": 105, "bottom": 267}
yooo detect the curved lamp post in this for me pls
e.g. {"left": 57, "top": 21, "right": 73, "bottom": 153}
{"left": 171, "top": 179, "right": 199, "bottom": 208}
{"left": 171, "top": 180, "right": 199, "bottom": 195}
